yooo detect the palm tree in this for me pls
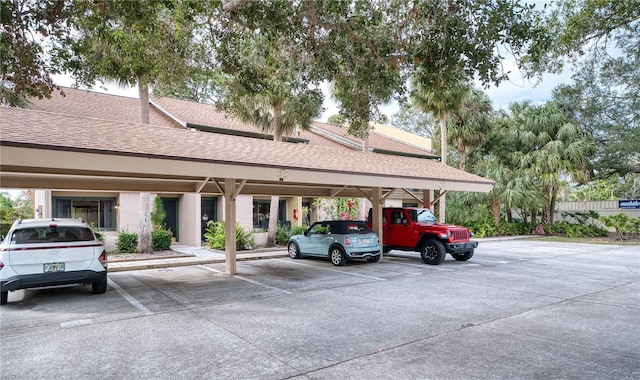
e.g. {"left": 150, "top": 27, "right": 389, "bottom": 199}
{"left": 448, "top": 88, "right": 492, "bottom": 170}
{"left": 511, "top": 102, "right": 595, "bottom": 224}
{"left": 411, "top": 78, "right": 469, "bottom": 222}
{"left": 219, "top": 33, "right": 323, "bottom": 246}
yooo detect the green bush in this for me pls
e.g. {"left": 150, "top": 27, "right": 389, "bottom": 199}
{"left": 152, "top": 229, "right": 173, "bottom": 251}
{"left": 116, "top": 230, "right": 138, "bottom": 253}
{"left": 276, "top": 224, "right": 308, "bottom": 245}
{"left": 600, "top": 213, "right": 640, "bottom": 240}
{"left": 204, "top": 221, "right": 255, "bottom": 250}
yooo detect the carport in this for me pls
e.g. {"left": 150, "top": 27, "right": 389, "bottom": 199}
{"left": 1, "top": 107, "right": 494, "bottom": 274}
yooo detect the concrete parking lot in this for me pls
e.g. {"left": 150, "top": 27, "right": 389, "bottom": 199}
{"left": 1, "top": 239, "right": 638, "bottom": 379}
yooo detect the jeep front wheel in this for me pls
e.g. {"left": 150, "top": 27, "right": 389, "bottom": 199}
{"left": 420, "top": 239, "right": 446, "bottom": 265}
{"left": 452, "top": 250, "right": 474, "bottom": 261}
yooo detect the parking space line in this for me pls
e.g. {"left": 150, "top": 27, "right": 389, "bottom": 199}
{"left": 471, "top": 259, "right": 511, "bottom": 264}
{"left": 199, "top": 265, "right": 292, "bottom": 294}
{"left": 280, "top": 259, "right": 387, "bottom": 281}
{"left": 382, "top": 260, "right": 455, "bottom": 271}
{"left": 107, "top": 278, "right": 154, "bottom": 316}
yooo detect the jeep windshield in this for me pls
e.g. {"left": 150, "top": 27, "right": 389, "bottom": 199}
{"left": 409, "top": 209, "right": 437, "bottom": 224}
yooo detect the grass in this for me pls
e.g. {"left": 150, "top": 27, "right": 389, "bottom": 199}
{"left": 525, "top": 235, "right": 640, "bottom": 245}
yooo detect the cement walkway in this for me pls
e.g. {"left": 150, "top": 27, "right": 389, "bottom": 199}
{"left": 107, "top": 244, "right": 289, "bottom": 272}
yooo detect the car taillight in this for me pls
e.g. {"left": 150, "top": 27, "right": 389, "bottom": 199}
{"left": 99, "top": 250, "right": 108, "bottom": 269}
{"left": 344, "top": 236, "right": 351, "bottom": 245}
{"left": 0, "top": 261, "right": 4, "bottom": 270}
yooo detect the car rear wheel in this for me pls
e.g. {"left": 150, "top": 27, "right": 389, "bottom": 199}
{"left": 1, "top": 291, "right": 7, "bottom": 305}
{"left": 92, "top": 279, "right": 107, "bottom": 294}
{"left": 288, "top": 242, "right": 300, "bottom": 259}
{"left": 420, "top": 239, "right": 446, "bottom": 265}
{"left": 452, "top": 250, "right": 474, "bottom": 261}
{"left": 329, "top": 247, "right": 346, "bottom": 266}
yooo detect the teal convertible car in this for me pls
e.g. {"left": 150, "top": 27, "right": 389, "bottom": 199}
{"left": 287, "top": 220, "right": 381, "bottom": 266}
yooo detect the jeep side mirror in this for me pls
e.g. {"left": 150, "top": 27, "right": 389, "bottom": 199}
{"left": 0, "top": 235, "right": 4, "bottom": 242}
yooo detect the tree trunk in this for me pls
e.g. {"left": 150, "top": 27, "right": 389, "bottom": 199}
{"left": 138, "top": 192, "right": 153, "bottom": 253}
{"left": 439, "top": 116, "right": 447, "bottom": 166}
{"left": 265, "top": 195, "right": 279, "bottom": 247}
{"left": 491, "top": 196, "right": 500, "bottom": 224}
{"left": 457, "top": 139, "right": 466, "bottom": 170}
{"left": 137, "top": 79, "right": 152, "bottom": 253}
{"left": 438, "top": 116, "right": 447, "bottom": 223}
{"left": 549, "top": 185, "right": 558, "bottom": 224}
{"left": 138, "top": 78, "right": 150, "bottom": 124}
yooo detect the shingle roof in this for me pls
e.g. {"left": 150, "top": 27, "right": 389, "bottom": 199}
{"left": 29, "top": 87, "right": 435, "bottom": 156}
{"left": 28, "top": 88, "right": 181, "bottom": 129}
{"left": 1, "top": 106, "right": 493, "bottom": 189}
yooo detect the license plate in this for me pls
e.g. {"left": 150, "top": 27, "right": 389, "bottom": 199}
{"left": 44, "top": 262, "right": 65, "bottom": 273}
{"left": 361, "top": 239, "right": 370, "bottom": 244}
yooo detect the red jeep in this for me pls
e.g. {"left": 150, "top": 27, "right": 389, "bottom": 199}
{"left": 368, "top": 207, "right": 477, "bottom": 265}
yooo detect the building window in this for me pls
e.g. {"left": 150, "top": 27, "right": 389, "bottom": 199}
{"left": 53, "top": 198, "right": 117, "bottom": 230}
{"left": 253, "top": 199, "right": 286, "bottom": 228}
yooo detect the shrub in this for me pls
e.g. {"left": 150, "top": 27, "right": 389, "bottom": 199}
{"left": 116, "top": 230, "right": 138, "bottom": 253}
{"left": 152, "top": 229, "right": 173, "bottom": 251}
{"left": 204, "top": 221, "right": 255, "bottom": 250}
{"left": 276, "top": 224, "right": 308, "bottom": 245}
{"left": 600, "top": 213, "right": 640, "bottom": 240}
{"left": 151, "top": 196, "right": 166, "bottom": 229}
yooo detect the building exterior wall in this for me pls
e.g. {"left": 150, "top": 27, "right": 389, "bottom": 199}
{"left": 555, "top": 200, "right": 640, "bottom": 220}
{"left": 179, "top": 193, "right": 201, "bottom": 246}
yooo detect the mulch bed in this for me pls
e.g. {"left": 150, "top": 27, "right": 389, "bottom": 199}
{"left": 107, "top": 250, "right": 195, "bottom": 262}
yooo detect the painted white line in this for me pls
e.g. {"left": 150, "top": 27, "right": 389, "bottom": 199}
{"left": 199, "top": 265, "right": 292, "bottom": 294}
{"left": 281, "top": 259, "right": 387, "bottom": 281}
{"left": 382, "top": 260, "right": 454, "bottom": 271}
{"left": 107, "top": 278, "right": 154, "bottom": 316}
{"left": 472, "top": 259, "right": 511, "bottom": 264}
{"left": 60, "top": 319, "right": 92, "bottom": 328}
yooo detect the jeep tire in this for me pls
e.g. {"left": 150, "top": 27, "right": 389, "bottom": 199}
{"left": 420, "top": 239, "right": 446, "bottom": 265}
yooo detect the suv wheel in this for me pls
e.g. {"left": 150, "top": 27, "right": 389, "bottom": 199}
{"left": 329, "top": 247, "right": 346, "bottom": 266}
{"left": 92, "top": 279, "right": 107, "bottom": 294}
{"left": 288, "top": 242, "right": 300, "bottom": 259}
{"left": 1, "top": 291, "right": 7, "bottom": 305}
{"left": 452, "top": 250, "right": 474, "bottom": 261}
{"left": 420, "top": 239, "right": 446, "bottom": 265}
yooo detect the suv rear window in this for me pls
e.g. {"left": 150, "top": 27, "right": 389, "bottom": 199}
{"left": 12, "top": 226, "right": 94, "bottom": 244}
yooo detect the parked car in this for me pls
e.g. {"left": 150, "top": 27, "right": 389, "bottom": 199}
{"left": 367, "top": 207, "right": 477, "bottom": 265}
{"left": 287, "top": 220, "right": 381, "bottom": 266}
{"left": 0, "top": 218, "right": 108, "bottom": 305}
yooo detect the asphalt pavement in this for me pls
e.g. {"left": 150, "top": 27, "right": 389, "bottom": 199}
{"left": 1, "top": 238, "right": 638, "bottom": 380}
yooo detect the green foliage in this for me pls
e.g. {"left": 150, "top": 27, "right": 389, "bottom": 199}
{"left": 0, "top": 191, "right": 34, "bottom": 224}
{"left": 151, "top": 197, "right": 166, "bottom": 228}
{"left": 276, "top": 224, "right": 308, "bottom": 246}
{"left": 465, "top": 218, "right": 536, "bottom": 238}
{"left": 152, "top": 229, "right": 173, "bottom": 251}
{"left": 204, "top": 221, "right": 255, "bottom": 251}
{"left": 544, "top": 221, "right": 609, "bottom": 238}
{"left": 323, "top": 198, "right": 359, "bottom": 220}
{"left": 599, "top": 213, "right": 640, "bottom": 241}
{"left": 116, "top": 230, "right": 138, "bottom": 253}
{"left": 89, "top": 222, "right": 104, "bottom": 243}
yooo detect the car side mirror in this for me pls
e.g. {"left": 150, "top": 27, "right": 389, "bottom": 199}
{"left": 304, "top": 230, "right": 309, "bottom": 236}
{"left": 94, "top": 232, "right": 102, "bottom": 240}
{"left": 0, "top": 235, "right": 4, "bottom": 242}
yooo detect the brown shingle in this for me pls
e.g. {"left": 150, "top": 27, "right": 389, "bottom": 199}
{"left": 1, "top": 106, "right": 493, "bottom": 186}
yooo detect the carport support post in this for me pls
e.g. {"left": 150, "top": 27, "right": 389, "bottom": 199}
{"left": 371, "top": 187, "right": 384, "bottom": 257}
{"left": 224, "top": 178, "right": 237, "bottom": 275}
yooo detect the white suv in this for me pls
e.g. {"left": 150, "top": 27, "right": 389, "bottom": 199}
{"left": 0, "top": 218, "right": 108, "bottom": 305}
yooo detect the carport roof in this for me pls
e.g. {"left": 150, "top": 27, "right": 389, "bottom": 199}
{"left": 0, "top": 107, "right": 494, "bottom": 196}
